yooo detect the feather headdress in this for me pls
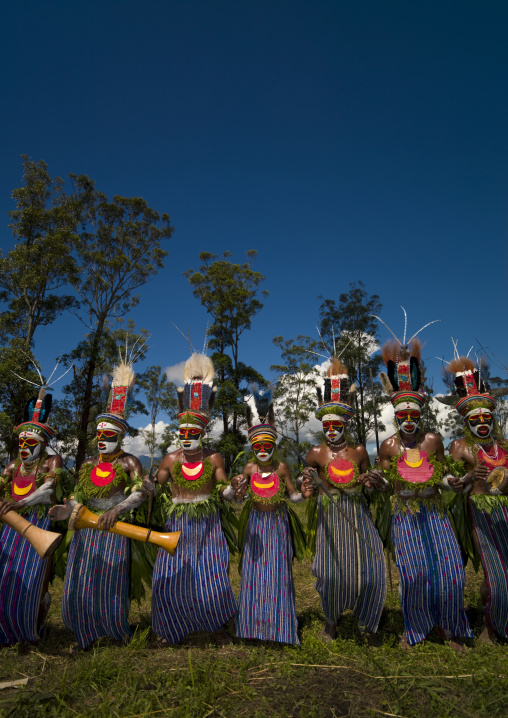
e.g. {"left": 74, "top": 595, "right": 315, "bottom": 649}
{"left": 246, "top": 384, "right": 277, "bottom": 444}
{"left": 315, "top": 356, "right": 356, "bottom": 421}
{"left": 97, "top": 351, "right": 138, "bottom": 433}
{"left": 177, "top": 353, "right": 217, "bottom": 430}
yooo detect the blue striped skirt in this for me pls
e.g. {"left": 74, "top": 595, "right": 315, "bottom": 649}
{"left": 470, "top": 500, "right": 508, "bottom": 638}
{"left": 313, "top": 495, "right": 386, "bottom": 633}
{"left": 236, "top": 507, "right": 299, "bottom": 644}
{"left": 392, "top": 504, "right": 472, "bottom": 645}
{"left": 62, "top": 528, "right": 132, "bottom": 648}
{"left": 0, "top": 508, "right": 50, "bottom": 644}
{"left": 151, "top": 510, "right": 238, "bottom": 643}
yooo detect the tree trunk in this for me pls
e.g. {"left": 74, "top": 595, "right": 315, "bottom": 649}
{"left": 74, "top": 317, "right": 105, "bottom": 470}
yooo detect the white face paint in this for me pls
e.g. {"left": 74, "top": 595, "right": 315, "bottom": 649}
{"left": 466, "top": 408, "right": 494, "bottom": 441}
{"left": 321, "top": 414, "right": 347, "bottom": 444}
{"left": 97, "top": 427, "right": 122, "bottom": 455}
{"left": 18, "top": 434, "right": 44, "bottom": 465}
{"left": 179, "top": 425, "right": 203, "bottom": 452}
{"left": 252, "top": 440, "right": 275, "bottom": 463}
{"left": 395, "top": 407, "right": 421, "bottom": 436}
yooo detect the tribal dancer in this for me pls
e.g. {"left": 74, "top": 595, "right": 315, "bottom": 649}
{"left": 50, "top": 359, "right": 150, "bottom": 649}
{"left": 233, "top": 388, "right": 310, "bottom": 644}
{"left": 302, "top": 358, "right": 386, "bottom": 642}
{"left": 441, "top": 354, "right": 508, "bottom": 644}
{"left": 370, "top": 331, "right": 472, "bottom": 650}
{"left": 0, "top": 383, "right": 62, "bottom": 644}
{"left": 150, "top": 353, "right": 237, "bottom": 645}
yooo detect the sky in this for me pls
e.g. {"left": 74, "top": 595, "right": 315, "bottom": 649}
{"left": 1, "top": 1, "right": 507, "bottom": 447}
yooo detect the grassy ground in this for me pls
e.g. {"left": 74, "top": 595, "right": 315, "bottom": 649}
{"left": 1, "top": 517, "right": 508, "bottom": 717}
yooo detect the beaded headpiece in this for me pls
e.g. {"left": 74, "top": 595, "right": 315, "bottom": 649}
{"left": 436, "top": 347, "right": 500, "bottom": 417}
{"left": 97, "top": 360, "right": 135, "bottom": 434}
{"left": 374, "top": 308, "right": 440, "bottom": 412}
{"left": 177, "top": 354, "right": 216, "bottom": 430}
{"left": 246, "top": 385, "right": 277, "bottom": 444}
{"left": 14, "top": 356, "right": 73, "bottom": 443}
{"left": 315, "top": 357, "right": 356, "bottom": 421}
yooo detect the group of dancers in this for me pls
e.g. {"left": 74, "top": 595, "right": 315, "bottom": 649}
{"left": 1, "top": 320, "right": 508, "bottom": 651}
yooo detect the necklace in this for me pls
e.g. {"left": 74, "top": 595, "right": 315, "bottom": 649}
{"left": 19, "top": 459, "right": 37, "bottom": 476}
{"left": 181, "top": 446, "right": 203, "bottom": 464}
{"left": 327, "top": 440, "right": 346, "bottom": 459}
{"left": 100, "top": 449, "right": 124, "bottom": 464}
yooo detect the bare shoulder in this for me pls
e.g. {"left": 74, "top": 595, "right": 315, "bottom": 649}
{"left": 305, "top": 445, "right": 322, "bottom": 464}
{"left": 46, "top": 453, "right": 63, "bottom": 471}
{"left": 423, "top": 431, "right": 444, "bottom": 449}
{"left": 449, "top": 437, "right": 468, "bottom": 461}
{"left": 242, "top": 461, "right": 257, "bottom": 475}
{"left": 2, "top": 459, "right": 16, "bottom": 476}
{"left": 277, "top": 461, "right": 291, "bottom": 477}
{"left": 120, "top": 452, "right": 143, "bottom": 475}
{"left": 207, "top": 450, "right": 225, "bottom": 466}
{"left": 379, "top": 435, "right": 399, "bottom": 458}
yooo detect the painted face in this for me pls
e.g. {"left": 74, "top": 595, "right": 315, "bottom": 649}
{"left": 18, "top": 436, "right": 44, "bottom": 464}
{"left": 252, "top": 439, "right": 275, "bottom": 463}
{"left": 322, "top": 417, "right": 346, "bottom": 444}
{"left": 179, "top": 426, "right": 203, "bottom": 452}
{"left": 97, "top": 428, "right": 122, "bottom": 455}
{"left": 467, "top": 409, "right": 493, "bottom": 441}
{"left": 395, "top": 409, "right": 421, "bottom": 436}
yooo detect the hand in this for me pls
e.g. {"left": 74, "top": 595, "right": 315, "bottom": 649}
{"left": 301, "top": 478, "right": 314, "bottom": 498}
{"left": 447, "top": 476, "right": 464, "bottom": 493}
{"left": 302, "top": 467, "right": 317, "bottom": 483}
{"left": 366, "top": 469, "right": 387, "bottom": 490}
{"left": 230, "top": 475, "right": 243, "bottom": 490}
{"left": 98, "top": 508, "right": 121, "bottom": 530}
{"left": 0, "top": 499, "right": 19, "bottom": 517}
{"left": 236, "top": 477, "right": 249, "bottom": 499}
{"left": 49, "top": 498, "right": 73, "bottom": 521}
{"left": 142, "top": 476, "right": 157, "bottom": 496}
{"left": 472, "top": 464, "right": 490, "bottom": 481}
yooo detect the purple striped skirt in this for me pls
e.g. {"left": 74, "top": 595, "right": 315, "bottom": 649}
{"left": 236, "top": 507, "right": 299, "bottom": 644}
{"left": 470, "top": 500, "right": 508, "bottom": 638}
{"left": 0, "top": 508, "right": 50, "bottom": 644}
{"left": 392, "top": 503, "right": 472, "bottom": 645}
{"left": 62, "top": 527, "right": 132, "bottom": 648}
{"left": 151, "top": 510, "right": 237, "bottom": 643}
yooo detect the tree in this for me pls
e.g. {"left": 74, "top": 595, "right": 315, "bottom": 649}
{"left": 70, "top": 194, "right": 172, "bottom": 469}
{"left": 0, "top": 157, "right": 93, "bottom": 345}
{"left": 138, "top": 366, "right": 178, "bottom": 471}
{"left": 318, "top": 281, "right": 386, "bottom": 446}
{"left": 184, "top": 251, "right": 267, "bottom": 470}
{"left": 271, "top": 335, "right": 320, "bottom": 447}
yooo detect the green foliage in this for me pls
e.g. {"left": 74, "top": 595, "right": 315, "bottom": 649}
{"left": 271, "top": 335, "right": 320, "bottom": 445}
{"left": 185, "top": 251, "right": 267, "bottom": 470}
{"left": 137, "top": 365, "right": 178, "bottom": 466}
{"left": 318, "top": 281, "right": 387, "bottom": 447}
{"left": 0, "top": 157, "right": 92, "bottom": 345}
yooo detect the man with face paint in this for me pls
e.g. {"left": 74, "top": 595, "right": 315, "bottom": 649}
{"left": 370, "top": 339, "right": 472, "bottom": 651}
{"left": 302, "top": 358, "right": 386, "bottom": 643}
{"left": 150, "top": 353, "right": 238, "bottom": 645}
{"left": 441, "top": 356, "right": 508, "bottom": 644}
{"left": 50, "top": 360, "right": 149, "bottom": 650}
{"left": 0, "top": 387, "right": 62, "bottom": 644}
{"left": 232, "top": 388, "right": 312, "bottom": 644}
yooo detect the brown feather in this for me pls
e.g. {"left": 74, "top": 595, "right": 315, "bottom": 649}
{"left": 448, "top": 357, "right": 475, "bottom": 374}
{"left": 409, "top": 338, "right": 421, "bottom": 361}
{"left": 327, "top": 356, "right": 348, "bottom": 377}
{"left": 177, "top": 387, "right": 184, "bottom": 414}
{"left": 379, "top": 371, "right": 394, "bottom": 395}
{"left": 381, "top": 340, "right": 399, "bottom": 365}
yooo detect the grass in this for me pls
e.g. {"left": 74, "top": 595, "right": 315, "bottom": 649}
{"left": 1, "top": 509, "right": 508, "bottom": 718}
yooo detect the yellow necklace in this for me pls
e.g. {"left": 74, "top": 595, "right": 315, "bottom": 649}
{"left": 99, "top": 449, "right": 124, "bottom": 464}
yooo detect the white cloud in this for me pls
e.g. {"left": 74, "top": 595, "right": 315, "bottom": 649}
{"left": 164, "top": 361, "right": 186, "bottom": 385}
{"left": 123, "top": 420, "right": 174, "bottom": 457}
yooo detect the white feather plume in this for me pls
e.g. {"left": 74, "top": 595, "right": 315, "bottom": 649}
{"left": 184, "top": 353, "right": 214, "bottom": 384}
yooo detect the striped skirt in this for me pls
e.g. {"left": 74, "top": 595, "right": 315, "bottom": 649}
{"left": 152, "top": 510, "right": 238, "bottom": 643}
{"left": 470, "top": 501, "right": 508, "bottom": 638}
{"left": 392, "top": 504, "right": 472, "bottom": 645}
{"left": 0, "top": 508, "right": 50, "bottom": 644}
{"left": 236, "top": 507, "right": 299, "bottom": 644}
{"left": 62, "top": 528, "right": 132, "bottom": 648}
{"left": 313, "top": 495, "right": 386, "bottom": 633}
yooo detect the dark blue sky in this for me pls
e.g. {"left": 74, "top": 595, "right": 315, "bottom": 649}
{"left": 1, "top": 1, "right": 507, "bottom": 425}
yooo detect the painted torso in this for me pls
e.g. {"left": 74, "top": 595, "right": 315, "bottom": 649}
{"left": 11, "top": 462, "right": 38, "bottom": 502}
{"left": 379, "top": 432, "right": 443, "bottom": 499}
{"left": 168, "top": 449, "right": 217, "bottom": 501}
{"left": 305, "top": 442, "right": 368, "bottom": 495}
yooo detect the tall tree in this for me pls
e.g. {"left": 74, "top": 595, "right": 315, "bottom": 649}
{"left": 69, "top": 193, "right": 172, "bottom": 469}
{"left": 184, "top": 251, "right": 267, "bottom": 469}
{"left": 318, "top": 281, "right": 386, "bottom": 446}
{"left": 271, "top": 335, "right": 319, "bottom": 447}
{"left": 138, "top": 366, "right": 178, "bottom": 471}
{"left": 51, "top": 322, "right": 149, "bottom": 464}
{"left": 0, "top": 157, "right": 93, "bottom": 345}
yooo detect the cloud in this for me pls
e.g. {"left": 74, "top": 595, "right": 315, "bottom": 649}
{"left": 164, "top": 361, "right": 186, "bottom": 384}
{"left": 123, "top": 420, "right": 174, "bottom": 457}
